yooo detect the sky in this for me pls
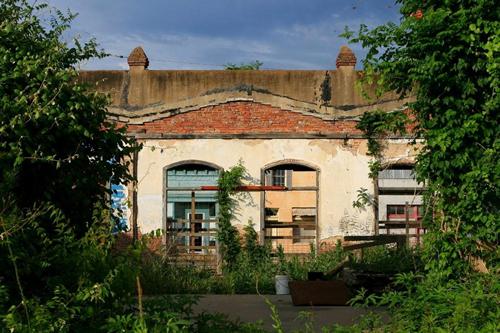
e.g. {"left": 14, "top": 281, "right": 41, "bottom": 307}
{"left": 45, "top": 0, "right": 401, "bottom": 70}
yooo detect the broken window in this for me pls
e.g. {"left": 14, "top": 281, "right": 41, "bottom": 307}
{"left": 263, "top": 163, "right": 318, "bottom": 254}
{"left": 265, "top": 208, "right": 279, "bottom": 221}
{"left": 387, "top": 205, "right": 423, "bottom": 221}
{"left": 377, "top": 164, "right": 425, "bottom": 237}
{"left": 166, "top": 163, "right": 220, "bottom": 255}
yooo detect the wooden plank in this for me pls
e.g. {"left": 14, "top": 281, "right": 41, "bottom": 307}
{"left": 343, "top": 239, "right": 399, "bottom": 251}
{"left": 380, "top": 221, "right": 422, "bottom": 226}
{"left": 264, "top": 222, "right": 316, "bottom": 228}
{"left": 379, "top": 223, "right": 423, "bottom": 228}
{"left": 343, "top": 241, "right": 379, "bottom": 251}
{"left": 264, "top": 235, "right": 316, "bottom": 240}
{"left": 167, "top": 228, "right": 219, "bottom": 233}
{"left": 190, "top": 191, "right": 196, "bottom": 253}
{"left": 344, "top": 235, "right": 405, "bottom": 241}
{"left": 292, "top": 208, "right": 317, "bottom": 216}
{"left": 176, "top": 245, "right": 217, "bottom": 250}
{"left": 173, "top": 232, "right": 218, "bottom": 237}
{"left": 169, "top": 219, "right": 218, "bottom": 224}
{"left": 405, "top": 201, "right": 410, "bottom": 247}
{"left": 289, "top": 186, "right": 319, "bottom": 191}
{"left": 377, "top": 233, "right": 423, "bottom": 237}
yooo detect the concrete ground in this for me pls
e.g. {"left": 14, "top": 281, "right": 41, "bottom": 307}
{"left": 193, "top": 295, "right": 387, "bottom": 332}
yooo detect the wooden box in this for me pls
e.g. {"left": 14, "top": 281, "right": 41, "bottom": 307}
{"left": 288, "top": 280, "right": 350, "bottom": 306}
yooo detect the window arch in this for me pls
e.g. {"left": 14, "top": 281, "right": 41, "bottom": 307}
{"left": 164, "top": 160, "right": 222, "bottom": 255}
{"left": 163, "top": 160, "right": 223, "bottom": 173}
{"left": 261, "top": 160, "right": 319, "bottom": 254}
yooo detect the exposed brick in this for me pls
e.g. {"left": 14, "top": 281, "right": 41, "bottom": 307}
{"left": 124, "top": 101, "right": 362, "bottom": 136}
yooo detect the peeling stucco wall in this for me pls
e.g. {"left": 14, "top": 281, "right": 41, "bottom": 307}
{"left": 135, "top": 138, "right": 376, "bottom": 241}
{"left": 78, "top": 46, "right": 420, "bottom": 244}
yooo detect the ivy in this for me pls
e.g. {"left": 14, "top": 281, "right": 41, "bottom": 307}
{"left": 356, "top": 109, "right": 408, "bottom": 179}
{"left": 216, "top": 163, "right": 246, "bottom": 269}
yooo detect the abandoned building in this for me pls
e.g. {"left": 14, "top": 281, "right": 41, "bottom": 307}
{"left": 80, "top": 46, "right": 424, "bottom": 255}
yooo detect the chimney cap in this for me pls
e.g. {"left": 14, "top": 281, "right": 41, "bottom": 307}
{"left": 336, "top": 46, "right": 356, "bottom": 68}
{"left": 127, "top": 46, "right": 149, "bottom": 69}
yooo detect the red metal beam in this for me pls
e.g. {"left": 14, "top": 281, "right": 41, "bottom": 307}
{"left": 200, "top": 185, "right": 286, "bottom": 191}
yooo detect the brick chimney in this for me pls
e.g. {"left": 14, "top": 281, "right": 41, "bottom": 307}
{"left": 127, "top": 46, "right": 149, "bottom": 72}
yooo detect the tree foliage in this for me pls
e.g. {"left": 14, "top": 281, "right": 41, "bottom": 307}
{"left": 0, "top": 0, "right": 138, "bottom": 235}
{"left": 346, "top": 1, "right": 499, "bottom": 275}
{"left": 0, "top": 1, "right": 140, "bottom": 328}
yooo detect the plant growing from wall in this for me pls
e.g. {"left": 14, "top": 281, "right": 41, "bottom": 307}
{"left": 216, "top": 163, "right": 246, "bottom": 269}
{"left": 224, "top": 60, "right": 263, "bottom": 70}
{"left": 356, "top": 110, "right": 409, "bottom": 179}
{"left": 344, "top": 0, "right": 499, "bottom": 276}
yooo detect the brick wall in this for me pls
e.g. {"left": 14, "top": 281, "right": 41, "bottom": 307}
{"left": 125, "top": 101, "right": 362, "bottom": 135}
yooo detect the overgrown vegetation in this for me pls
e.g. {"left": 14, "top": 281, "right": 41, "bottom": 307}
{"left": 342, "top": 0, "right": 500, "bottom": 331}
{"left": 346, "top": 0, "right": 499, "bottom": 274}
{"left": 138, "top": 233, "right": 420, "bottom": 296}
{"left": 2, "top": 0, "right": 499, "bottom": 331}
{"left": 0, "top": 0, "right": 140, "bottom": 330}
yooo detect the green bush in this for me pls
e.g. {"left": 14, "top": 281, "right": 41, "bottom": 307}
{"left": 345, "top": 272, "right": 500, "bottom": 333}
{"left": 139, "top": 257, "right": 221, "bottom": 295}
{"left": 348, "top": 245, "right": 423, "bottom": 275}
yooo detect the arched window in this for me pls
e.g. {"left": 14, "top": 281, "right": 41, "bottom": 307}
{"left": 165, "top": 161, "right": 221, "bottom": 254}
{"left": 262, "top": 161, "right": 319, "bottom": 254}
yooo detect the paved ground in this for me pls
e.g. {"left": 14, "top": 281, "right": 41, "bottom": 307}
{"left": 193, "top": 295, "right": 387, "bottom": 331}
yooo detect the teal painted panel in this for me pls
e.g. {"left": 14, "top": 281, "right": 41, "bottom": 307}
{"left": 172, "top": 202, "right": 217, "bottom": 219}
{"left": 167, "top": 169, "right": 219, "bottom": 202}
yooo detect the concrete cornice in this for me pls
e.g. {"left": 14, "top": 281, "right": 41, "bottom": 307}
{"left": 108, "top": 90, "right": 414, "bottom": 125}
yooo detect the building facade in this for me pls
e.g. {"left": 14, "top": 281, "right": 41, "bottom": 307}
{"left": 80, "top": 46, "right": 422, "bottom": 253}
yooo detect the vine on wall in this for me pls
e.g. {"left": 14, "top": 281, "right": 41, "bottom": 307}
{"left": 352, "top": 110, "right": 408, "bottom": 209}
{"left": 216, "top": 163, "right": 246, "bottom": 269}
{"left": 357, "top": 109, "right": 409, "bottom": 179}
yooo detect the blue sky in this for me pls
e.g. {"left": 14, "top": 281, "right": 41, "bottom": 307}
{"left": 46, "top": 0, "right": 401, "bottom": 70}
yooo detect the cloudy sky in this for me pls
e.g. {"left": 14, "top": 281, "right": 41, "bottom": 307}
{"left": 45, "top": 0, "right": 401, "bottom": 70}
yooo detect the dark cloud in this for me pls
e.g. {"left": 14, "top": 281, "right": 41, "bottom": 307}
{"left": 46, "top": 0, "right": 400, "bottom": 69}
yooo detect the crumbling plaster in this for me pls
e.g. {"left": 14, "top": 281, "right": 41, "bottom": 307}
{"left": 135, "top": 139, "right": 380, "bottom": 241}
